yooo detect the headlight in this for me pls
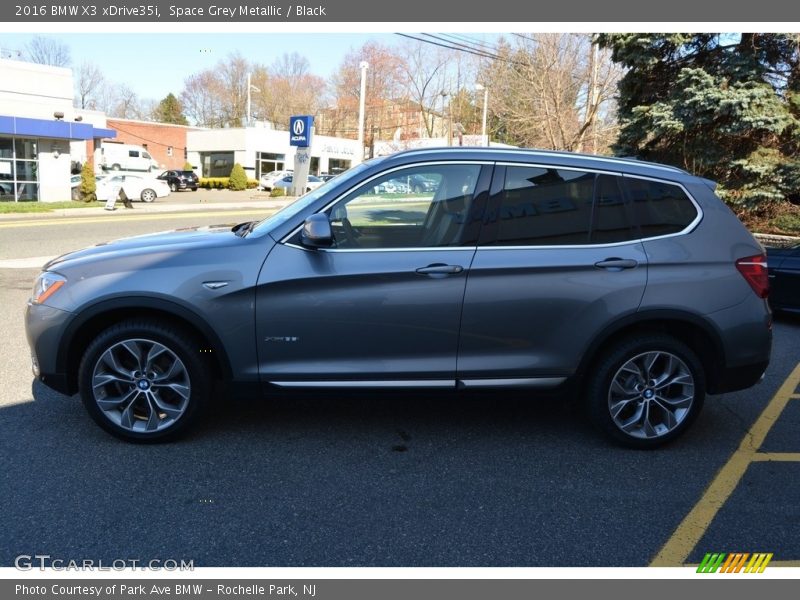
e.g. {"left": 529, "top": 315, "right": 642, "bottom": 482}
{"left": 31, "top": 272, "right": 67, "bottom": 305}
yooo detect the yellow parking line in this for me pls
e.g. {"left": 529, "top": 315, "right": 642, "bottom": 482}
{"left": 752, "top": 453, "right": 800, "bottom": 462}
{"left": 650, "top": 362, "right": 800, "bottom": 567}
{"left": 0, "top": 209, "right": 270, "bottom": 229}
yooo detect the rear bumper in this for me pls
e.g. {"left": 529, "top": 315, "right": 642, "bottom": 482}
{"left": 710, "top": 361, "right": 769, "bottom": 394}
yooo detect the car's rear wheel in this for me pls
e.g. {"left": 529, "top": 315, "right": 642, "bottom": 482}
{"left": 140, "top": 188, "right": 156, "bottom": 202}
{"left": 169, "top": 182, "right": 178, "bottom": 192}
{"left": 78, "top": 320, "right": 211, "bottom": 442}
{"left": 111, "top": 164, "right": 121, "bottom": 171}
{"left": 586, "top": 335, "right": 705, "bottom": 449}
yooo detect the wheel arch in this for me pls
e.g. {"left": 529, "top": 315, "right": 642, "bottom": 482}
{"left": 574, "top": 310, "right": 726, "bottom": 395}
{"left": 58, "top": 297, "right": 233, "bottom": 395}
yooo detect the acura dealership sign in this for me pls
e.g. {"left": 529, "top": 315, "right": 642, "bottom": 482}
{"left": 290, "top": 115, "right": 313, "bottom": 147}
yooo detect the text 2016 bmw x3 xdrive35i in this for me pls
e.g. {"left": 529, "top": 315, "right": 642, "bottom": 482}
{"left": 25, "top": 148, "right": 772, "bottom": 447}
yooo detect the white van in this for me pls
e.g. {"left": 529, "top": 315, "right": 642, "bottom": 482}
{"left": 100, "top": 143, "right": 159, "bottom": 172}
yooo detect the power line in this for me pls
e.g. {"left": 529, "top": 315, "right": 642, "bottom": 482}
{"left": 439, "top": 33, "right": 502, "bottom": 54}
{"left": 396, "top": 33, "right": 528, "bottom": 68}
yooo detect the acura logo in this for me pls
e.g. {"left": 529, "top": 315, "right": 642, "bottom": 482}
{"left": 293, "top": 119, "right": 305, "bottom": 135}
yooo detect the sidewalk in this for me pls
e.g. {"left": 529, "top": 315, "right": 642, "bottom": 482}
{"left": 0, "top": 190, "right": 296, "bottom": 221}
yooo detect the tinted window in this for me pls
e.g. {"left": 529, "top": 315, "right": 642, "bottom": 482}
{"left": 490, "top": 167, "right": 594, "bottom": 246}
{"left": 625, "top": 178, "right": 698, "bottom": 237}
{"left": 591, "top": 174, "right": 637, "bottom": 243}
{"left": 327, "top": 164, "right": 481, "bottom": 249}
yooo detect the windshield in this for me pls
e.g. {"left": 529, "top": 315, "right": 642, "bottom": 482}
{"left": 251, "top": 162, "right": 375, "bottom": 235}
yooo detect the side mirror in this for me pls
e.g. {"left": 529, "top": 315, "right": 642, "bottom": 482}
{"left": 301, "top": 214, "right": 333, "bottom": 248}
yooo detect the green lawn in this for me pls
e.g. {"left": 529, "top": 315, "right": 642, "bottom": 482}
{"left": 0, "top": 200, "right": 102, "bottom": 214}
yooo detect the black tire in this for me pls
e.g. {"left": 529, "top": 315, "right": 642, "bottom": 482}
{"left": 78, "top": 319, "right": 211, "bottom": 443}
{"left": 191, "top": 187, "right": 198, "bottom": 192}
{"left": 140, "top": 188, "right": 156, "bottom": 202}
{"left": 169, "top": 182, "right": 178, "bottom": 192}
{"left": 586, "top": 334, "right": 705, "bottom": 449}
{"left": 111, "top": 164, "right": 121, "bottom": 171}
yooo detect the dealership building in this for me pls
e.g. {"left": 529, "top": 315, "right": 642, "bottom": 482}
{"left": 1, "top": 56, "right": 363, "bottom": 201}
{"left": 187, "top": 125, "right": 361, "bottom": 180}
{"left": 0, "top": 58, "right": 115, "bottom": 202}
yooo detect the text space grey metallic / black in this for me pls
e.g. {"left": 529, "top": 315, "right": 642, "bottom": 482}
{"left": 25, "top": 148, "right": 772, "bottom": 447}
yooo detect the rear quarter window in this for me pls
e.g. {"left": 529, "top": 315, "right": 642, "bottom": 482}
{"left": 625, "top": 177, "right": 698, "bottom": 238}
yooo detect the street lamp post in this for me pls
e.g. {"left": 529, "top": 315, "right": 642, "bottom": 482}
{"left": 246, "top": 73, "right": 260, "bottom": 127}
{"left": 357, "top": 61, "right": 369, "bottom": 163}
{"left": 475, "top": 83, "right": 489, "bottom": 146}
{"left": 440, "top": 91, "right": 451, "bottom": 146}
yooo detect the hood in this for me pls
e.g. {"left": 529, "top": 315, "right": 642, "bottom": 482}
{"left": 44, "top": 222, "right": 248, "bottom": 271}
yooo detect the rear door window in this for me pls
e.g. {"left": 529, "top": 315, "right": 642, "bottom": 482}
{"left": 487, "top": 166, "right": 595, "bottom": 246}
{"left": 624, "top": 177, "right": 698, "bottom": 238}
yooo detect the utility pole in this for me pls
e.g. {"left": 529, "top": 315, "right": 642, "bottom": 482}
{"left": 357, "top": 61, "right": 369, "bottom": 163}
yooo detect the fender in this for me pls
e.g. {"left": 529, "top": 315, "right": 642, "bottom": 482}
{"left": 56, "top": 293, "right": 234, "bottom": 382}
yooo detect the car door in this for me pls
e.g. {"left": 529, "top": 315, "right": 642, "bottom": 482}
{"left": 457, "top": 165, "right": 648, "bottom": 387}
{"left": 255, "top": 162, "right": 491, "bottom": 386}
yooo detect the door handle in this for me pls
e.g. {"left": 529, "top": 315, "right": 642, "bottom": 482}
{"left": 416, "top": 264, "right": 464, "bottom": 275}
{"left": 594, "top": 258, "right": 639, "bottom": 270}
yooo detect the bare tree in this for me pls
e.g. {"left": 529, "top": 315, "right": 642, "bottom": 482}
{"left": 252, "top": 53, "right": 327, "bottom": 129}
{"left": 400, "top": 40, "right": 451, "bottom": 138}
{"left": 181, "top": 71, "right": 227, "bottom": 128}
{"left": 482, "top": 33, "right": 621, "bottom": 153}
{"left": 24, "top": 36, "right": 71, "bottom": 67}
{"left": 327, "top": 42, "right": 407, "bottom": 150}
{"left": 76, "top": 61, "right": 105, "bottom": 109}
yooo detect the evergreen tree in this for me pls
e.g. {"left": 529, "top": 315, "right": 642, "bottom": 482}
{"left": 153, "top": 93, "right": 189, "bottom": 125}
{"left": 79, "top": 161, "right": 96, "bottom": 202}
{"left": 228, "top": 163, "right": 247, "bottom": 191}
{"left": 597, "top": 33, "right": 800, "bottom": 209}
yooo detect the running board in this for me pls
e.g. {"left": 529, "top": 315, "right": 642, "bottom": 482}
{"left": 269, "top": 377, "right": 566, "bottom": 390}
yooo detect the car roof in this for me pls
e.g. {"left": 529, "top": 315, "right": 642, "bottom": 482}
{"left": 379, "top": 147, "right": 695, "bottom": 182}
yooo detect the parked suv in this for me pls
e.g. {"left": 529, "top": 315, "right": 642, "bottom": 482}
{"left": 25, "top": 148, "right": 771, "bottom": 446}
{"left": 156, "top": 170, "right": 199, "bottom": 192}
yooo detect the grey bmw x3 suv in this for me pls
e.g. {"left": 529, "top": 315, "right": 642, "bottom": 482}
{"left": 26, "top": 148, "right": 772, "bottom": 447}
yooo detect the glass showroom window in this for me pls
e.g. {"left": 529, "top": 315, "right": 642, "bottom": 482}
{"left": 0, "top": 138, "right": 39, "bottom": 202}
{"left": 257, "top": 152, "right": 286, "bottom": 178}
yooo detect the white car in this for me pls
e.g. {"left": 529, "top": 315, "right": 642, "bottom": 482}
{"left": 70, "top": 174, "right": 108, "bottom": 200}
{"left": 96, "top": 174, "right": 170, "bottom": 203}
{"left": 259, "top": 170, "right": 293, "bottom": 191}
{"left": 271, "top": 174, "right": 325, "bottom": 194}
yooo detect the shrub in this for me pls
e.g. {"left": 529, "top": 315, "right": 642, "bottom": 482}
{"left": 79, "top": 162, "right": 96, "bottom": 202}
{"left": 228, "top": 163, "right": 247, "bottom": 191}
{"left": 183, "top": 161, "right": 194, "bottom": 171}
{"left": 270, "top": 188, "right": 286, "bottom": 197}
{"left": 247, "top": 178, "right": 259, "bottom": 189}
{"left": 199, "top": 177, "right": 229, "bottom": 189}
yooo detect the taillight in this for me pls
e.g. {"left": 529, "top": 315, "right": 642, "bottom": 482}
{"left": 735, "top": 254, "right": 769, "bottom": 298}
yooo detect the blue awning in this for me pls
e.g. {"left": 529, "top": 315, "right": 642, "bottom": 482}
{"left": 0, "top": 115, "right": 117, "bottom": 140}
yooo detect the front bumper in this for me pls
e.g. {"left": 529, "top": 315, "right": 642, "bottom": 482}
{"left": 25, "top": 302, "right": 75, "bottom": 395}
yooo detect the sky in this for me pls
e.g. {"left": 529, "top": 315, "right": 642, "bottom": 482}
{"left": 1, "top": 32, "right": 498, "bottom": 104}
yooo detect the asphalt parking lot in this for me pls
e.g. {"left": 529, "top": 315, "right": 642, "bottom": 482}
{"left": 1, "top": 207, "right": 799, "bottom": 568}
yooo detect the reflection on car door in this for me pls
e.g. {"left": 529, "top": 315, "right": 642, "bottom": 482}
{"left": 255, "top": 163, "right": 491, "bottom": 386}
{"left": 457, "top": 166, "right": 648, "bottom": 386}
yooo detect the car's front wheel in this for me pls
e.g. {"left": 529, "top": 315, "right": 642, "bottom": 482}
{"left": 586, "top": 334, "right": 705, "bottom": 449}
{"left": 78, "top": 320, "right": 211, "bottom": 442}
{"left": 140, "top": 188, "right": 156, "bottom": 202}
{"left": 169, "top": 182, "right": 178, "bottom": 192}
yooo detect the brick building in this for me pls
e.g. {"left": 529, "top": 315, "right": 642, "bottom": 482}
{"left": 105, "top": 118, "right": 200, "bottom": 171}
